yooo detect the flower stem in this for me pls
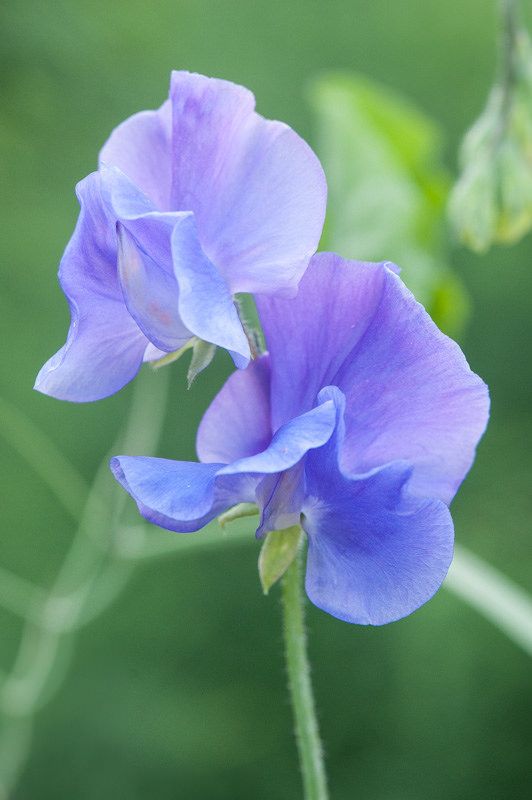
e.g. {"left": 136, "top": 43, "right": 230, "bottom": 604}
{"left": 498, "top": 0, "right": 520, "bottom": 119}
{"left": 281, "top": 548, "right": 328, "bottom": 800}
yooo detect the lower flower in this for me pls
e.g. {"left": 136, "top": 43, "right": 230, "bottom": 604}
{"left": 111, "top": 253, "right": 489, "bottom": 625}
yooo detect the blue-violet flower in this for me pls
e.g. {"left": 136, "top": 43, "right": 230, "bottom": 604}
{"left": 35, "top": 71, "right": 326, "bottom": 401}
{"left": 111, "top": 254, "right": 489, "bottom": 624}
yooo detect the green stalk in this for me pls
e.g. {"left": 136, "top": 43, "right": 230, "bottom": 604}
{"left": 281, "top": 549, "right": 329, "bottom": 800}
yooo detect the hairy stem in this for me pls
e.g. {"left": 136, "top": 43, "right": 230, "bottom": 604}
{"left": 281, "top": 548, "right": 328, "bottom": 800}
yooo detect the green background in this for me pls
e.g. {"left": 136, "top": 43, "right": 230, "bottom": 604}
{"left": 1, "top": 1, "right": 532, "bottom": 797}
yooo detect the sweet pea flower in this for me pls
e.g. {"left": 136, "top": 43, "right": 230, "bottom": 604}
{"left": 111, "top": 254, "right": 489, "bottom": 625}
{"left": 35, "top": 71, "right": 326, "bottom": 401}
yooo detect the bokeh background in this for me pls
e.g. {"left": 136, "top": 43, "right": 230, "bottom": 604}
{"left": 1, "top": 1, "right": 532, "bottom": 798}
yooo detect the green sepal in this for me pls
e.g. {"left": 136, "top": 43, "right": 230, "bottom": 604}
{"left": 217, "top": 503, "right": 259, "bottom": 528}
{"left": 187, "top": 339, "right": 217, "bottom": 387}
{"left": 234, "top": 293, "right": 265, "bottom": 357}
{"left": 258, "top": 526, "right": 302, "bottom": 595}
{"left": 149, "top": 337, "right": 218, "bottom": 386}
{"left": 150, "top": 338, "right": 196, "bottom": 370}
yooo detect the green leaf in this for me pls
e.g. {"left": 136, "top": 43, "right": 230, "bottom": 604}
{"left": 258, "top": 526, "right": 302, "bottom": 595}
{"left": 309, "top": 71, "right": 468, "bottom": 336}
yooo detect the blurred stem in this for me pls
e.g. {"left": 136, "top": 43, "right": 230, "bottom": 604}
{"left": 498, "top": 0, "right": 520, "bottom": 138}
{"left": 500, "top": 0, "right": 520, "bottom": 81}
{"left": 0, "top": 567, "right": 45, "bottom": 622}
{"left": 0, "top": 368, "right": 170, "bottom": 796}
{"left": 0, "top": 396, "right": 89, "bottom": 520}
{"left": 282, "top": 548, "right": 328, "bottom": 800}
{"left": 446, "top": 544, "right": 532, "bottom": 657}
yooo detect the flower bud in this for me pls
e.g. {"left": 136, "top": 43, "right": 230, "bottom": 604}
{"left": 449, "top": 28, "right": 532, "bottom": 252}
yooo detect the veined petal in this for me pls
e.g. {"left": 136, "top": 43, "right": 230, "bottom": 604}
{"left": 117, "top": 224, "right": 191, "bottom": 352}
{"left": 171, "top": 214, "right": 250, "bottom": 367}
{"left": 257, "top": 254, "right": 387, "bottom": 427}
{"left": 111, "top": 394, "right": 339, "bottom": 534}
{"left": 196, "top": 355, "right": 272, "bottom": 464}
{"left": 303, "top": 463, "right": 454, "bottom": 626}
{"left": 219, "top": 395, "right": 338, "bottom": 477}
{"left": 110, "top": 457, "right": 236, "bottom": 533}
{"left": 34, "top": 172, "right": 148, "bottom": 402}
{"left": 258, "top": 253, "right": 489, "bottom": 505}
{"left": 99, "top": 100, "right": 172, "bottom": 210}
{"left": 100, "top": 164, "right": 180, "bottom": 266}
{"left": 303, "top": 391, "right": 454, "bottom": 625}
{"left": 255, "top": 464, "right": 305, "bottom": 538}
{"left": 102, "top": 165, "right": 250, "bottom": 368}
{"left": 169, "top": 71, "right": 326, "bottom": 295}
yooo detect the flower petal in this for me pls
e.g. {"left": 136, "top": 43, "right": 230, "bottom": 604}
{"left": 196, "top": 354, "right": 272, "bottom": 464}
{"left": 112, "top": 393, "right": 338, "bottom": 533}
{"left": 100, "top": 164, "right": 179, "bottom": 266}
{"left": 303, "top": 389, "right": 454, "bottom": 625}
{"left": 255, "top": 463, "right": 305, "bottom": 538}
{"left": 258, "top": 253, "right": 489, "bottom": 504}
{"left": 110, "top": 457, "right": 235, "bottom": 533}
{"left": 34, "top": 172, "right": 148, "bottom": 402}
{"left": 257, "top": 253, "right": 386, "bottom": 427}
{"left": 99, "top": 100, "right": 172, "bottom": 210}
{"left": 169, "top": 71, "right": 326, "bottom": 295}
{"left": 143, "top": 342, "right": 168, "bottom": 362}
{"left": 102, "top": 165, "right": 250, "bottom": 367}
{"left": 171, "top": 214, "right": 250, "bottom": 367}
{"left": 219, "top": 396, "right": 338, "bottom": 477}
{"left": 304, "top": 464, "right": 454, "bottom": 625}
{"left": 117, "top": 224, "right": 191, "bottom": 352}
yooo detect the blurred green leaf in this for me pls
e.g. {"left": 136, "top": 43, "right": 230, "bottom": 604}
{"left": 309, "top": 71, "right": 468, "bottom": 336}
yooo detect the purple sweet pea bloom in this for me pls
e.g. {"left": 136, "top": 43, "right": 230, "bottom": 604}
{"left": 35, "top": 71, "right": 327, "bottom": 401}
{"left": 111, "top": 254, "right": 489, "bottom": 625}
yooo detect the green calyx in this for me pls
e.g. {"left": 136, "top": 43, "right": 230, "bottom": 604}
{"left": 217, "top": 503, "right": 259, "bottom": 528}
{"left": 150, "top": 336, "right": 217, "bottom": 386}
{"left": 259, "top": 526, "right": 303, "bottom": 595}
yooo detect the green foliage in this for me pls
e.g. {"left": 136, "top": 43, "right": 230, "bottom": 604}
{"left": 309, "top": 71, "right": 469, "bottom": 336}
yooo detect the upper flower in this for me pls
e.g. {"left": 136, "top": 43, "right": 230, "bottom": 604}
{"left": 111, "top": 254, "right": 489, "bottom": 625}
{"left": 35, "top": 71, "right": 327, "bottom": 401}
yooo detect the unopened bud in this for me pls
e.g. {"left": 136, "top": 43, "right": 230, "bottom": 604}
{"left": 449, "top": 28, "right": 532, "bottom": 252}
